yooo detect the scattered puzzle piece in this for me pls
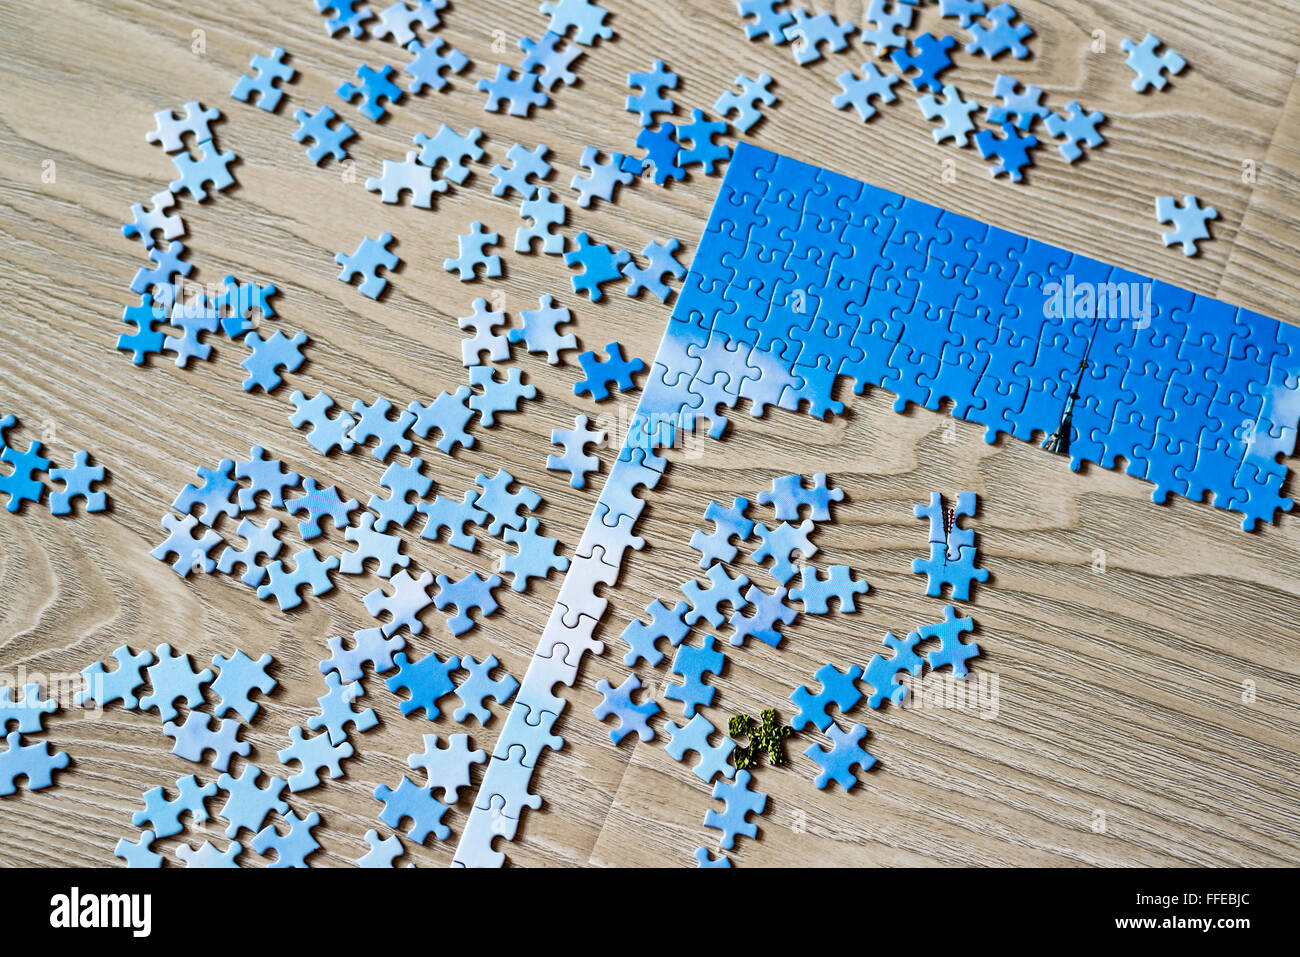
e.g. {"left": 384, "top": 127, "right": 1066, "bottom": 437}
{"left": 162, "top": 712, "right": 251, "bottom": 771}
{"left": 665, "top": 636, "right": 726, "bottom": 717}
{"left": 251, "top": 810, "right": 322, "bottom": 867}
{"left": 293, "top": 105, "right": 356, "bottom": 164}
{"left": 231, "top": 46, "right": 295, "bottom": 112}
{"left": 574, "top": 342, "right": 644, "bottom": 398}
{"left": 132, "top": 774, "right": 217, "bottom": 838}
{"left": 664, "top": 714, "right": 736, "bottom": 783}
{"left": 548, "top": 413, "right": 604, "bottom": 487}
{"left": 453, "top": 654, "right": 518, "bottom": 723}
{"left": 405, "top": 36, "right": 470, "bottom": 93}
{"left": 714, "top": 73, "right": 776, "bottom": 133}
{"left": 790, "top": 663, "right": 863, "bottom": 732}
{"left": 704, "top": 768, "right": 766, "bottom": 848}
{"left": 375, "top": 776, "right": 450, "bottom": 843}
{"left": 1155, "top": 194, "right": 1218, "bottom": 256}
{"left": 217, "top": 764, "right": 289, "bottom": 838}
{"left": 593, "top": 675, "right": 658, "bottom": 744}
{"left": 308, "top": 671, "right": 379, "bottom": 744}
{"left": 832, "top": 61, "right": 900, "bottom": 121}
{"left": 211, "top": 650, "right": 276, "bottom": 721}
{"left": 501, "top": 517, "right": 570, "bottom": 591}
{"left": 1121, "top": 32, "right": 1186, "bottom": 92}
{"left": 626, "top": 59, "right": 677, "bottom": 126}
{"left": 1043, "top": 100, "right": 1105, "bottom": 163}
{"left": 805, "top": 722, "right": 876, "bottom": 789}
{"left": 278, "top": 725, "right": 354, "bottom": 792}
{"left": 566, "top": 234, "right": 631, "bottom": 301}
{"left": 48, "top": 450, "right": 107, "bottom": 514}
{"left": 140, "top": 643, "right": 213, "bottom": 722}
{"left": 478, "top": 64, "right": 547, "bottom": 116}
{"left": 789, "top": 565, "right": 869, "bottom": 614}
{"left": 444, "top": 221, "right": 502, "bottom": 280}
{"left": 434, "top": 572, "right": 503, "bottom": 635}
{"left": 965, "top": 2, "right": 1033, "bottom": 59}
{"left": 337, "top": 63, "right": 405, "bottom": 121}
{"left": 623, "top": 238, "right": 686, "bottom": 302}
{"left": 407, "top": 733, "right": 486, "bottom": 802}
{"left": 386, "top": 651, "right": 460, "bottom": 718}
{"left": 862, "top": 631, "right": 926, "bottom": 708}
{"left": 336, "top": 232, "right": 399, "bottom": 299}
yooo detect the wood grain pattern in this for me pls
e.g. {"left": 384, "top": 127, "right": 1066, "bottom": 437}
{"left": 1, "top": 0, "right": 1297, "bottom": 868}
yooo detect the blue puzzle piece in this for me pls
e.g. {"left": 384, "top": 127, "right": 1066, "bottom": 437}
{"left": 0, "top": 438, "right": 49, "bottom": 512}
{"left": 714, "top": 73, "right": 775, "bottom": 132}
{"left": 386, "top": 651, "right": 460, "bottom": 719}
{"left": 230, "top": 46, "right": 295, "bottom": 112}
{"left": 48, "top": 450, "right": 107, "bottom": 514}
{"left": 518, "top": 31, "right": 582, "bottom": 89}
{"left": 1121, "top": 33, "right": 1186, "bottom": 92}
{"left": 478, "top": 64, "right": 547, "bottom": 116}
{"left": 863, "top": 631, "right": 926, "bottom": 708}
{"left": 307, "top": 671, "right": 377, "bottom": 744}
{"left": 682, "top": 564, "right": 750, "bottom": 627}
{"left": 469, "top": 366, "right": 537, "bottom": 425}
{"left": 250, "top": 810, "right": 321, "bottom": 867}
{"left": 566, "top": 234, "right": 631, "bottom": 301}
{"left": 593, "top": 675, "right": 659, "bottom": 744}
{"left": 256, "top": 548, "right": 340, "bottom": 611}
{"left": 132, "top": 774, "right": 217, "bottom": 837}
{"left": 444, "top": 221, "right": 502, "bottom": 279}
{"left": 728, "top": 583, "right": 797, "bottom": 648}
{"left": 0, "top": 683, "right": 56, "bottom": 734}
{"left": 789, "top": 565, "right": 869, "bottom": 614}
{"left": 623, "top": 239, "right": 687, "bottom": 302}
{"left": 337, "top": 63, "right": 404, "bottom": 121}
{"left": 368, "top": 457, "right": 432, "bottom": 531}
{"left": 539, "top": 0, "right": 613, "bottom": 45}
{"left": 804, "top": 722, "right": 876, "bottom": 789}
{"left": 966, "top": 2, "right": 1033, "bottom": 59}
{"left": 694, "top": 845, "right": 731, "bottom": 867}
{"left": 751, "top": 520, "right": 817, "bottom": 585}
{"left": 241, "top": 330, "right": 308, "bottom": 392}
{"left": 782, "top": 8, "right": 855, "bottom": 65}
{"left": 453, "top": 654, "right": 518, "bottom": 724}
{"left": 574, "top": 342, "right": 645, "bottom": 399}
{"left": 77, "top": 645, "right": 154, "bottom": 710}
{"left": 140, "top": 643, "right": 213, "bottom": 722}
{"left": 293, "top": 105, "right": 355, "bottom": 164}
{"left": 408, "top": 386, "right": 476, "bottom": 453}
{"left": 278, "top": 726, "right": 353, "bottom": 792}
{"left": 336, "top": 233, "right": 399, "bottom": 299}
{"left": 375, "top": 776, "right": 450, "bottom": 843}
{"left": 664, "top": 714, "right": 736, "bottom": 782}
{"left": 417, "top": 490, "right": 487, "bottom": 550}
{"left": 890, "top": 32, "right": 956, "bottom": 92}
{"left": 634, "top": 122, "right": 685, "bottom": 186}
{"left": 704, "top": 768, "right": 766, "bottom": 848}
{"left": 287, "top": 477, "right": 359, "bottom": 539}
{"left": 676, "top": 109, "right": 731, "bottom": 174}
{"left": 917, "top": 604, "right": 980, "bottom": 676}
{"left": 211, "top": 650, "right": 276, "bottom": 720}
{"left": 434, "top": 572, "right": 502, "bottom": 635}
{"left": 626, "top": 59, "right": 677, "bottom": 126}
{"left": 405, "top": 37, "right": 469, "bottom": 93}
{"left": 501, "top": 517, "right": 570, "bottom": 591}
{"left": 790, "top": 663, "right": 863, "bottom": 732}
{"left": 619, "top": 598, "right": 691, "bottom": 667}
{"left": 664, "top": 636, "right": 726, "bottom": 717}
{"left": 217, "top": 765, "right": 289, "bottom": 838}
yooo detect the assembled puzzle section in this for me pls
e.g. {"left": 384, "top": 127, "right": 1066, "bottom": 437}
{"left": 644, "top": 143, "right": 1299, "bottom": 532}
{"left": 454, "top": 141, "right": 1300, "bottom": 868}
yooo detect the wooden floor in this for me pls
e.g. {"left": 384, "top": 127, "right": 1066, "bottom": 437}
{"left": 1, "top": 0, "right": 1298, "bottom": 868}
